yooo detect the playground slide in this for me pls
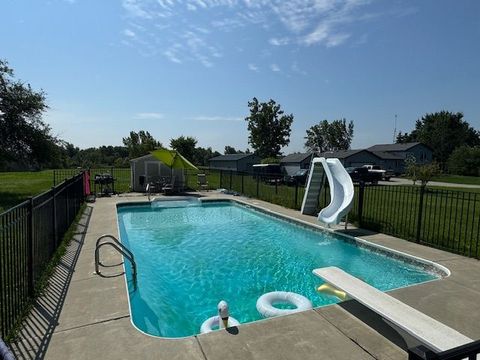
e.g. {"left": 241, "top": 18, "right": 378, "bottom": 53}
{"left": 318, "top": 158, "right": 354, "bottom": 225}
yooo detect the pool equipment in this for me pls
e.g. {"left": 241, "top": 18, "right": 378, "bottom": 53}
{"left": 256, "top": 291, "right": 313, "bottom": 318}
{"left": 317, "top": 283, "right": 348, "bottom": 301}
{"left": 200, "top": 300, "right": 240, "bottom": 334}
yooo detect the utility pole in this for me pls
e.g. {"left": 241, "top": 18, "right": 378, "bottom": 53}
{"left": 393, "top": 114, "right": 397, "bottom": 143}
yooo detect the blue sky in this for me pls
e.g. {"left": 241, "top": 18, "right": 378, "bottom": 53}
{"left": 1, "top": 0, "right": 479, "bottom": 154}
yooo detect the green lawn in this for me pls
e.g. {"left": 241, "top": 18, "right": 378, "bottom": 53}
{"left": 430, "top": 174, "right": 480, "bottom": 186}
{"left": 0, "top": 168, "right": 132, "bottom": 213}
{"left": 0, "top": 170, "right": 55, "bottom": 212}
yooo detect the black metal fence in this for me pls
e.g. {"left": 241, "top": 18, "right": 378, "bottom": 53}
{"left": 0, "top": 172, "right": 85, "bottom": 339}
{"left": 53, "top": 167, "right": 131, "bottom": 194}
{"left": 185, "top": 169, "right": 480, "bottom": 259}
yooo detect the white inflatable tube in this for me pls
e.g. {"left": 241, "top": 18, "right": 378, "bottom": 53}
{"left": 256, "top": 291, "right": 313, "bottom": 318}
{"left": 200, "top": 316, "right": 240, "bottom": 334}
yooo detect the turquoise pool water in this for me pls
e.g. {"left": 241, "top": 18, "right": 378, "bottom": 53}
{"left": 117, "top": 200, "right": 438, "bottom": 338}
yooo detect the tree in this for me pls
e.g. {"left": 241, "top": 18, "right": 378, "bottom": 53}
{"left": 122, "top": 130, "right": 161, "bottom": 158}
{"left": 170, "top": 136, "right": 197, "bottom": 162}
{"left": 224, "top": 146, "right": 244, "bottom": 155}
{"left": 0, "top": 59, "right": 58, "bottom": 170}
{"left": 304, "top": 119, "right": 354, "bottom": 153}
{"left": 396, "top": 111, "right": 480, "bottom": 166}
{"left": 447, "top": 146, "right": 480, "bottom": 176}
{"left": 194, "top": 146, "right": 220, "bottom": 166}
{"left": 245, "top": 98, "right": 293, "bottom": 158}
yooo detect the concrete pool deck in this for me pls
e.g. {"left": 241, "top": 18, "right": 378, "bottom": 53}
{"left": 10, "top": 192, "right": 480, "bottom": 360}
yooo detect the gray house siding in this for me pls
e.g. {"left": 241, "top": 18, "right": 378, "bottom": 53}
{"left": 389, "top": 144, "right": 433, "bottom": 164}
{"left": 130, "top": 154, "right": 185, "bottom": 192}
{"left": 338, "top": 152, "right": 379, "bottom": 168}
{"left": 209, "top": 155, "right": 261, "bottom": 172}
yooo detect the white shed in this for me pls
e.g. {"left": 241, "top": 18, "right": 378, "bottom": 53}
{"left": 130, "top": 154, "right": 185, "bottom": 192}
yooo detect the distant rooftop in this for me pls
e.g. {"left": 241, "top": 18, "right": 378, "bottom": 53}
{"left": 209, "top": 153, "right": 257, "bottom": 161}
{"left": 367, "top": 142, "right": 422, "bottom": 152}
{"left": 318, "top": 149, "right": 366, "bottom": 159}
{"left": 281, "top": 152, "right": 313, "bottom": 163}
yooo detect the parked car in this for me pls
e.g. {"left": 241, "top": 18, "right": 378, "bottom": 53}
{"left": 252, "top": 163, "right": 284, "bottom": 184}
{"left": 285, "top": 169, "right": 309, "bottom": 186}
{"left": 346, "top": 167, "right": 382, "bottom": 184}
{"left": 362, "top": 164, "right": 394, "bottom": 181}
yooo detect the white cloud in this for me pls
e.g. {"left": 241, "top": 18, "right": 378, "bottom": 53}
{"left": 270, "top": 63, "right": 280, "bottom": 72}
{"left": 248, "top": 63, "right": 259, "bottom": 72}
{"left": 119, "top": 0, "right": 392, "bottom": 66}
{"left": 134, "top": 112, "right": 164, "bottom": 120}
{"left": 326, "top": 33, "right": 350, "bottom": 47}
{"left": 123, "top": 29, "right": 136, "bottom": 38}
{"left": 269, "top": 37, "right": 290, "bottom": 46}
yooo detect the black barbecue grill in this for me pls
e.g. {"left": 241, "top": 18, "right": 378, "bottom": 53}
{"left": 94, "top": 173, "right": 115, "bottom": 196}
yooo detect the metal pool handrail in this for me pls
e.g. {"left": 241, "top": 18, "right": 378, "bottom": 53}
{"left": 94, "top": 234, "right": 137, "bottom": 289}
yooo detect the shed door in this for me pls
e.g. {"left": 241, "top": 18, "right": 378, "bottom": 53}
{"left": 145, "top": 161, "right": 160, "bottom": 182}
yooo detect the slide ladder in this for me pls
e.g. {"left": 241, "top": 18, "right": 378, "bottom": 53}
{"left": 301, "top": 158, "right": 325, "bottom": 215}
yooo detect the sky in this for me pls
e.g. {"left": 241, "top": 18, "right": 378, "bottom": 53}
{"left": 1, "top": 0, "right": 479, "bottom": 154}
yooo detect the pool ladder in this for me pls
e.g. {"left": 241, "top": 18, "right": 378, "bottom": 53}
{"left": 94, "top": 234, "right": 137, "bottom": 290}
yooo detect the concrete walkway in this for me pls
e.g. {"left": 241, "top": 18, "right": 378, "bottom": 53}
{"left": 10, "top": 193, "right": 480, "bottom": 360}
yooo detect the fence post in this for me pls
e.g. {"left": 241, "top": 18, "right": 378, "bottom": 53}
{"left": 294, "top": 182, "right": 299, "bottom": 209}
{"left": 111, "top": 167, "right": 115, "bottom": 194}
{"left": 229, "top": 171, "right": 233, "bottom": 190}
{"left": 27, "top": 197, "right": 34, "bottom": 296}
{"left": 241, "top": 173, "right": 244, "bottom": 194}
{"left": 416, "top": 185, "right": 426, "bottom": 243}
{"left": 256, "top": 175, "right": 260, "bottom": 198}
{"left": 358, "top": 182, "right": 365, "bottom": 227}
{"left": 52, "top": 186, "right": 58, "bottom": 248}
{"left": 53, "top": 170, "right": 56, "bottom": 186}
{"left": 220, "top": 170, "right": 223, "bottom": 188}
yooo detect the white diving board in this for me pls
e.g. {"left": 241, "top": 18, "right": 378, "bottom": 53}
{"left": 313, "top": 266, "right": 473, "bottom": 353}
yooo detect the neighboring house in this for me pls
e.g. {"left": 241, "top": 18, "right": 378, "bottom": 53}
{"left": 280, "top": 152, "right": 314, "bottom": 176}
{"left": 208, "top": 154, "right": 262, "bottom": 172}
{"left": 368, "top": 142, "right": 433, "bottom": 173}
{"left": 130, "top": 154, "right": 185, "bottom": 192}
{"left": 318, "top": 149, "right": 381, "bottom": 168}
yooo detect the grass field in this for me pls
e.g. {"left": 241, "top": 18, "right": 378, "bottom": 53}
{"left": 0, "top": 168, "right": 131, "bottom": 213}
{"left": 430, "top": 174, "right": 480, "bottom": 186}
{"left": 0, "top": 170, "right": 55, "bottom": 213}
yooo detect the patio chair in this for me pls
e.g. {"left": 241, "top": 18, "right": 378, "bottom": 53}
{"left": 197, "top": 174, "right": 209, "bottom": 191}
{"left": 162, "top": 176, "right": 176, "bottom": 195}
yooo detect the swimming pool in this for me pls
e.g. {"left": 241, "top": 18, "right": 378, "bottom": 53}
{"left": 117, "top": 199, "right": 443, "bottom": 338}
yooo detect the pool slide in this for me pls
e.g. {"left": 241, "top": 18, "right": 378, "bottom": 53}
{"left": 318, "top": 158, "right": 354, "bottom": 225}
{"left": 302, "top": 157, "right": 354, "bottom": 225}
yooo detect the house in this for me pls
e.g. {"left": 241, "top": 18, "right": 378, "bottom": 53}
{"left": 316, "top": 143, "right": 432, "bottom": 175}
{"left": 318, "top": 149, "right": 381, "bottom": 168}
{"left": 368, "top": 142, "right": 433, "bottom": 173}
{"left": 208, "top": 154, "right": 262, "bottom": 172}
{"left": 280, "top": 152, "right": 314, "bottom": 176}
{"left": 130, "top": 154, "right": 185, "bottom": 192}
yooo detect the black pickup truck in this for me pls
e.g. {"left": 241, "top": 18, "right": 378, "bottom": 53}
{"left": 346, "top": 167, "right": 382, "bottom": 184}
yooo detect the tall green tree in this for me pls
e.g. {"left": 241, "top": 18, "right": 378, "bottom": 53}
{"left": 304, "top": 119, "right": 354, "bottom": 153}
{"left": 224, "top": 146, "right": 244, "bottom": 154}
{"left": 0, "top": 59, "right": 58, "bottom": 169}
{"left": 396, "top": 111, "right": 480, "bottom": 166}
{"left": 122, "top": 130, "right": 161, "bottom": 158}
{"left": 447, "top": 146, "right": 480, "bottom": 176}
{"left": 170, "top": 135, "right": 197, "bottom": 162}
{"left": 245, "top": 97, "right": 293, "bottom": 158}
